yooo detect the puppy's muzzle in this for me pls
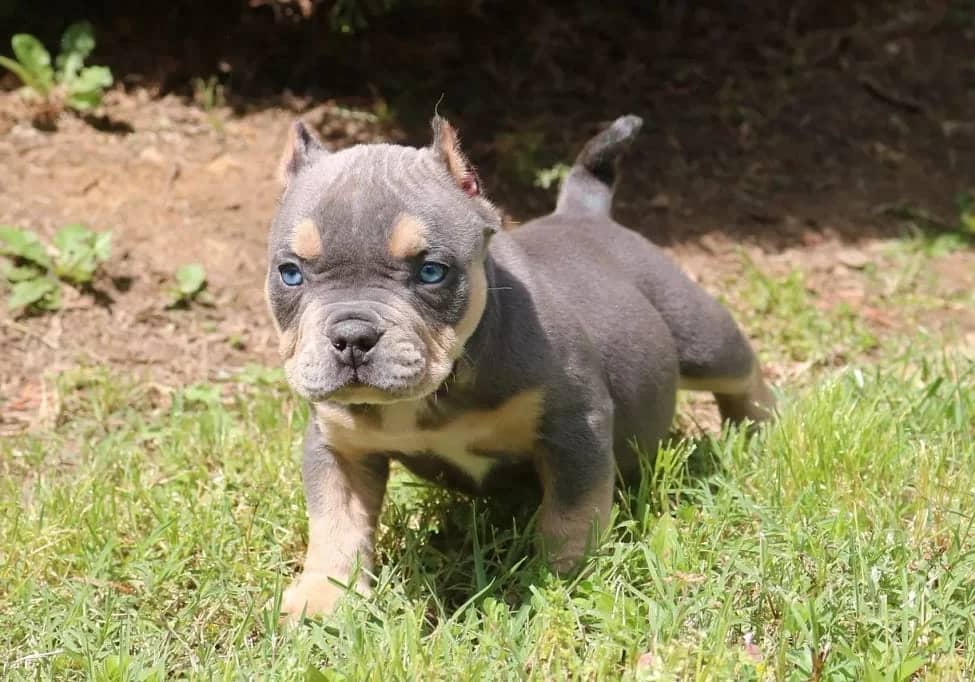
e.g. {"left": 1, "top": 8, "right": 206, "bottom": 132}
{"left": 325, "top": 306, "right": 385, "bottom": 368}
{"left": 328, "top": 318, "right": 383, "bottom": 367}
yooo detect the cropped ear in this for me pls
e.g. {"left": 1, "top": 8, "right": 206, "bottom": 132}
{"left": 277, "top": 120, "right": 328, "bottom": 185}
{"left": 430, "top": 116, "right": 481, "bottom": 198}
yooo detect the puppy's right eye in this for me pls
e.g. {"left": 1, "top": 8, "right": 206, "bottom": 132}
{"left": 279, "top": 263, "right": 304, "bottom": 286}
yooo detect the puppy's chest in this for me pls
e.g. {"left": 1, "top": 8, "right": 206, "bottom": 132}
{"left": 317, "top": 390, "right": 543, "bottom": 487}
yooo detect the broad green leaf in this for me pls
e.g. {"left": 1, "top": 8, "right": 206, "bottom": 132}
{"left": 0, "top": 55, "right": 35, "bottom": 89}
{"left": 52, "top": 224, "right": 110, "bottom": 285}
{"left": 0, "top": 225, "right": 53, "bottom": 268}
{"left": 175, "top": 264, "right": 207, "bottom": 296}
{"left": 65, "top": 65, "right": 112, "bottom": 110}
{"left": 7, "top": 276, "right": 58, "bottom": 310}
{"left": 305, "top": 666, "right": 329, "bottom": 682}
{"left": 66, "top": 88, "right": 102, "bottom": 111}
{"left": 305, "top": 666, "right": 345, "bottom": 682}
{"left": 10, "top": 33, "right": 53, "bottom": 94}
{"left": 52, "top": 223, "right": 93, "bottom": 253}
{"left": 92, "top": 231, "right": 112, "bottom": 261}
{"left": 2, "top": 263, "right": 43, "bottom": 282}
{"left": 59, "top": 21, "right": 95, "bottom": 61}
{"left": 57, "top": 51, "right": 83, "bottom": 84}
{"left": 76, "top": 65, "right": 112, "bottom": 90}
{"left": 38, "top": 282, "right": 61, "bottom": 311}
{"left": 895, "top": 656, "right": 927, "bottom": 680}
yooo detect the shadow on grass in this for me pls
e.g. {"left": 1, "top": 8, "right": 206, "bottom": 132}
{"left": 374, "top": 427, "right": 735, "bottom": 620}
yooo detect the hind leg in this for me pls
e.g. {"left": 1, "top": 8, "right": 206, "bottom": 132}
{"left": 654, "top": 277, "right": 775, "bottom": 425}
{"left": 616, "top": 245, "right": 775, "bottom": 426}
{"left": 678, "top": 365, "right": 774, "bottom": 425}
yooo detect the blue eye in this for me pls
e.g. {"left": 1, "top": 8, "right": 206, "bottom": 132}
{"left": 417, "top": 262, "right": 448, "bottom": 284}
{"left": 279, "top": 263, "right": 303, "bottom": 286}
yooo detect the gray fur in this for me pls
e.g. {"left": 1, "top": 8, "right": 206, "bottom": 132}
{"left": 268, "top": 114, "right": 774, "bottom": 603}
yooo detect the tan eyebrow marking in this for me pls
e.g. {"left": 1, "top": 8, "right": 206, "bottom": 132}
{"left": 291, "top": 217, "right": 323, "bottom": 260}
{"left": 388, "top": 214, "right": 428, "bottom": 259}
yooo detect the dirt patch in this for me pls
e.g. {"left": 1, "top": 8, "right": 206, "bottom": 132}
{"left": 2, "top": 1, "right": 974, "bottom": 431}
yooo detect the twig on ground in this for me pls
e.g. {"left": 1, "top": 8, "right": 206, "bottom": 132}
{"left": 858, "top": 74, "right": 925, "bottom": 114}
{"left": 1, "top": 319, "right": 59, "bottom": 349}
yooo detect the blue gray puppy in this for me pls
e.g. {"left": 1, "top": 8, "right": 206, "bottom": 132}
{"left": 267, "top": 114, "right": 774, "bottom": 622}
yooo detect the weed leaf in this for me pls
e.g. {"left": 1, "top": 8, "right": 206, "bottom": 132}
{"left": 7, "top": 276, "right": 58, "bottom": 310}
{"left": 175, "top": 264, "right": 207, "bottom": 296}
{"left": 0, "top": 55, "right": 36, "bottom": 90}
{"left": 59, "top": 21, "right": 96, "bottom": 62}
{"left": 52, "top": 224, "right": 111, "bottom": 285}
{"left": 9, "top": 34, "right": 53, "bottom": 93}
{"left": 66, "top": 65, "right": 113, "bottom": 110}
{"left": 2, "top": 264, "right": 43, "bottom": 282}
{"left": 0, "top": 225, "right": 53, "bottom": 269}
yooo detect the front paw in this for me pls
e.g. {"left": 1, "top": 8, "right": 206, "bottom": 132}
{"left": 540, "top": 537, "right": 587, "bottom": 575}
{"left": 279, "top": 572, "right": 370, "bottom": 625}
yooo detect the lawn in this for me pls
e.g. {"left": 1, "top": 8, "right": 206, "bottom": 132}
{"left": 2, "top": 256, "right": 974, "bottom": 681}
{"left": 2, "top": 5, "right": 974, "bottom": 677}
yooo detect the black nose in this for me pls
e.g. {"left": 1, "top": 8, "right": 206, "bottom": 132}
{"left": 327, "top": 319, "right": 382, "bottom": 366}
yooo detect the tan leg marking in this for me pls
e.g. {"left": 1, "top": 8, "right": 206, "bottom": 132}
{"left": 290, "top": 217, "right": 323, "bottom": 260}
{"left": 280, "top": 457, "right": 385, "bottom": 624}
{"left": 679, "top": 363, "right": 775, "bottom": 424}
{"left": 535, "top": 452, "right": 614, "bottom": 574}
{"left": 388, "top": 214, "right": 428, "bottom": 259}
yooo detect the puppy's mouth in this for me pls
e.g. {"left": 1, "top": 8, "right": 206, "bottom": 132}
{"left": 295, "top": 364, "right": 433, "bottom": 405}
{"left": 326, "top": 378, "right": 415, "bottom": 405}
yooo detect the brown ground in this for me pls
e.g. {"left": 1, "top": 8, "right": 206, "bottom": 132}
{"left": 1, "top": 1, "right": 974, "bottom": 433}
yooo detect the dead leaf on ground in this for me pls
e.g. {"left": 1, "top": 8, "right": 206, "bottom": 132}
{"left": 836, "top": 248, "right": 870, "bottom": 269}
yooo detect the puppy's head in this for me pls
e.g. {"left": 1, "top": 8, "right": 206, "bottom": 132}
{"left": 267, "top": 117, "right": 500, "bottom": 405}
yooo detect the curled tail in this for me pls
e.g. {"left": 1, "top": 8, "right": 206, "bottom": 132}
{"left": 555, "top": 114, "right": 643, "bottom": 217}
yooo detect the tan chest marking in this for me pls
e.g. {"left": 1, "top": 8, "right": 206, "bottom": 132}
{"left": 316, "top": 389, "right": 544, "bottom": 483}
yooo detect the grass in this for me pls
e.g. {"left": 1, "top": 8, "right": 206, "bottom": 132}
{"left": 3, "top": 245, "right": 975, "bottom": 679}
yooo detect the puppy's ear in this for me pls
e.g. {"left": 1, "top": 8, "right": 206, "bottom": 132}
{"left": 277, "top": 120, "right": 327, "bottom": 185}
{"left": 430, "top": 116, "right": 482, "bottom": 198}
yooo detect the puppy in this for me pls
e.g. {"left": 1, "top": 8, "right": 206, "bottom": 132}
{"left": 266, "top": 114, "right": 773, "bottom": 622}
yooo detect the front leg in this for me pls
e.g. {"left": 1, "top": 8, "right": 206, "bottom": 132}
{"left": 281, "top": 420, "right": 389, "bottom": 624}
{"left": 535, "top": 406, "right": 616, "bottom": 574}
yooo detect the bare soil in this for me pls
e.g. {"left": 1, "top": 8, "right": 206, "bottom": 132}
{"left": 1, "top": 1, "right": 974, "bottom": 433}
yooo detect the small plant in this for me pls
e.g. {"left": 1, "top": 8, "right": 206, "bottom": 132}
{"left": 0, "top": 21, "right": 113, "bottom": 122}
{"left": 192, "top": 75, "right": 224, "bottom": 112}
{"left": 0, "top": 223, "right": 111, "bottom": 313}
{"left": 51, "top": 224, "right": 112, "bottom": 285}
{"left": 168, "top": 263, "right": 211, "bottom": 308}
{"left": 880, "top": 198, "right": 974, "bottom": 256}
{"left": 494, "top": 130, "right": 545, "bottom": 186}
{"left": 534, "top": 162, "right": 571, "bottom": 190}
{"left": 956, "top": 191, "right": 975, "bottom": 236}
{"left": 192, "top": 75, "right": 226, "bottom": 133}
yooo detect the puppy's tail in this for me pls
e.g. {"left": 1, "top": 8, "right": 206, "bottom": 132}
{"left": 555, "top": 114, "right": 643, "bottom": 217}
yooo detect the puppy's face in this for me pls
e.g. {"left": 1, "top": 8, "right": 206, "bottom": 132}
{"left": 267, "top": 118, "right": 500, "bottom": 405}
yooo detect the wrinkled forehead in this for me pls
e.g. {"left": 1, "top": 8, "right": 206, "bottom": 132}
{"left": 270, "top": 144, "right": 489, "bottom": 259}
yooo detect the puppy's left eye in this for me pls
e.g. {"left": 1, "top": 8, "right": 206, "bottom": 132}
{"left": 279, "top": 263, "right": 304, "bottom": 286}
{"left": 417, "top": 261, "right": 449, "bottom": 285}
